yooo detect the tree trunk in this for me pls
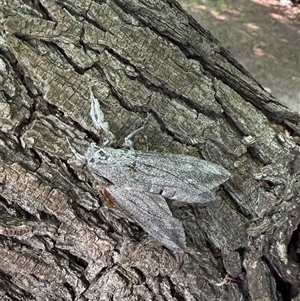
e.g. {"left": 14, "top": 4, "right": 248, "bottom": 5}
{"left": 1, "top": 0, "right": 300, "bottom": 300}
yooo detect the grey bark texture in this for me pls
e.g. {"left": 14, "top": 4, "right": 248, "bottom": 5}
{"left": 0, "top": 0, "right": 300, "bottom": 300}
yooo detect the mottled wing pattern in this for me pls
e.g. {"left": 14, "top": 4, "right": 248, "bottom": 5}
{"left": 88, "top": 147, "right": 230, "bottom": 203}
{"left": 107, "top": 186, "right": 186, "bottom": 252}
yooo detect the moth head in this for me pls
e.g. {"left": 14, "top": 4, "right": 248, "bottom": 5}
{"left": 94, "top": 148, "right": 110, "bottom": 161}
{"left": 84, "top": 143, "right": 110, "bottom": 165}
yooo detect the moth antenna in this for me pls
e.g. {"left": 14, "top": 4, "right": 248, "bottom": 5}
{"left": 124, "top": 113, "right": 150, "bottom": 150}
{"left": 66, "top": 138, "right": 85, "bottom": 161}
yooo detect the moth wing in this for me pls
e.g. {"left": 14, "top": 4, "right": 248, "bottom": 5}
{"left": 132, "top": 151, "right": 230, "bottom": 193}
{"left": 94, "top": 148, "right": 230, "bottom": 204}
{"left": 168, "top": 189, "right": 216, "bottom": 204}
{"left": 107, "top": 186, "right": 186, "bottom": 252}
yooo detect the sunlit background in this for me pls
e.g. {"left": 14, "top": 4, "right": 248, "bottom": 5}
{"left": 178, "top": 0, "right": 300, "bottom": 112}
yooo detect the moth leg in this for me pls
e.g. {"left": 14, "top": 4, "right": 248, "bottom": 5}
{"left": 124, "top": 114, "right": 150, "bottom": 150}
{"left": 66, "top": 137, "right": 85, "bottom": 161}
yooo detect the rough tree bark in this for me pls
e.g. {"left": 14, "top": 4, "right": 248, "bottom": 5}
{"left": 0, "top": 0, "right": 300, "bottom": 300}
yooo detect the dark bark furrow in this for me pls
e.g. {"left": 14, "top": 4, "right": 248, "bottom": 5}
{"left": 0, "top": 1, "right": 299, "bottom": 300}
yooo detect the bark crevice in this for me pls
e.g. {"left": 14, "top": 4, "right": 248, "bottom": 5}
{"left": 0, "top": 0, "right": 299, "bottom": 300}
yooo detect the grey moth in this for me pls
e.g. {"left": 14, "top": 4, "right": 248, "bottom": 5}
{"left": 70, "top": 142, "right": 230, "bottom": 252}
{"left": 68, "top": 88, "right": 230, "bottom": 252}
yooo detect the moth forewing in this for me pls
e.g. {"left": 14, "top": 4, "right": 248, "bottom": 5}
{"left": 86, "top": 147, "right": 230, "bottom": 203}
{"left": 130, "top": 151, "right": 231, "bottom": 194}
{"left": 107, "top": 186, "right": 187, "bottom": 252}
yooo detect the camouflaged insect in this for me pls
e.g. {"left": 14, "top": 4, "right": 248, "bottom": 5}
{"left": 69, "top": 88, "right": 230, "bottom": 252}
